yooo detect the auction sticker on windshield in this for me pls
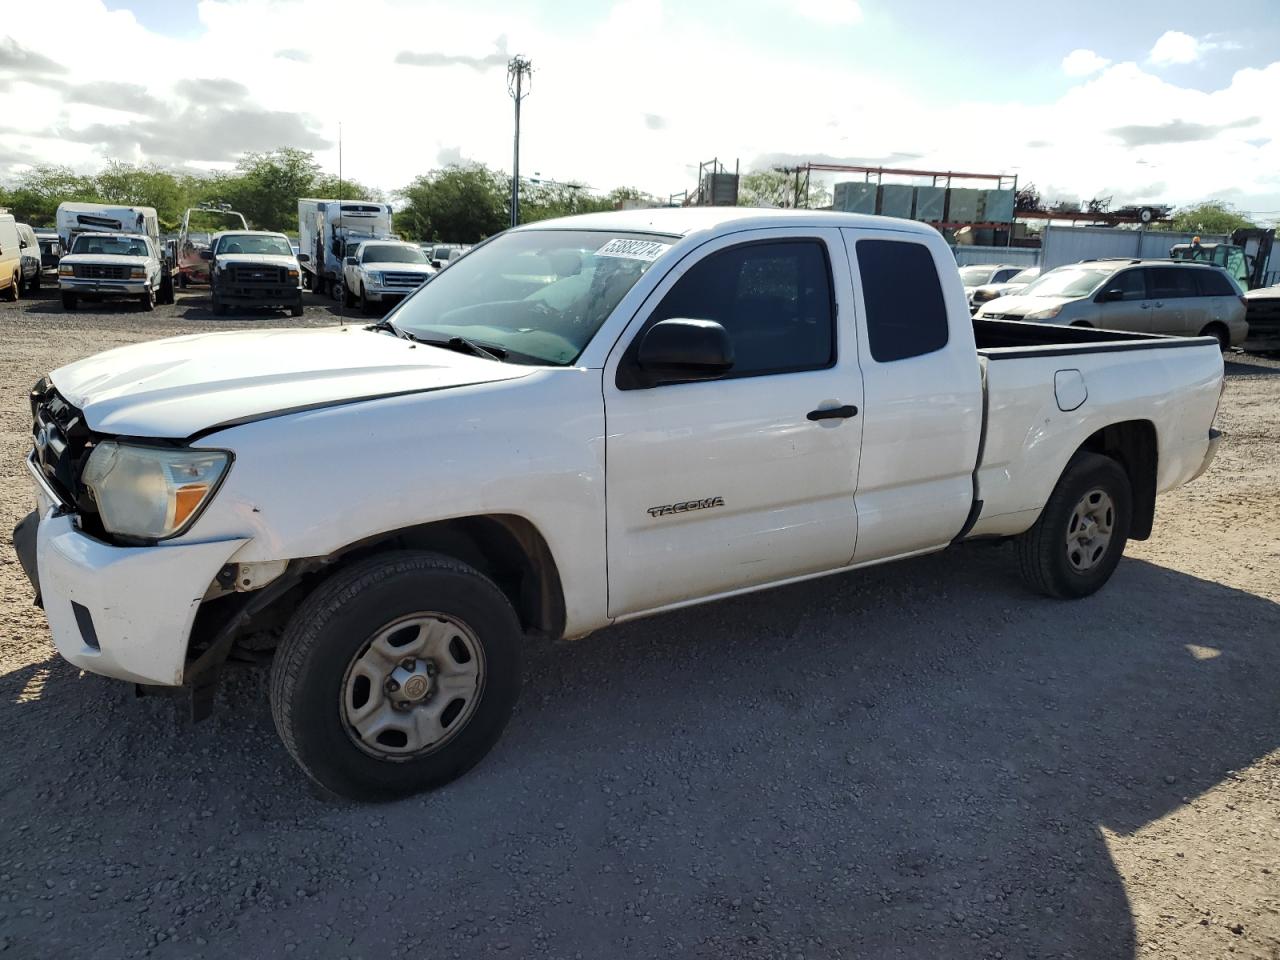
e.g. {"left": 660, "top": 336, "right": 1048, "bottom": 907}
{"left": 595, "top": 238, "right": 672, "bottom": 262}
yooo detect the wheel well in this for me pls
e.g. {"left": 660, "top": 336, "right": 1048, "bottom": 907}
{"left": 1069, "top": 320, "right": 1093, "bottom": 328}
{"left": 1076, "top": 420, "right": 1157, "bottom": 540}
{"left": 324, "top": 515, "right": 566, "bottom": 640}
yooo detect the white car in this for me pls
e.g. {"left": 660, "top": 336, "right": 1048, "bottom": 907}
{"left": 342, "top": 240, "right": 436, "bottom": 311}
{"left": 960, "top": 263, "right": 1023, "bottom": 310}
{"left": 15, "top": 208, "right": 1223, "bottom": 801}
{"left": 56, "top": 232, "right": 170, "bottom": 311}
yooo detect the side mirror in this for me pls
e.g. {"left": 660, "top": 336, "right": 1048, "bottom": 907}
{"left": 199, "top": 250, "right": 214, "bottom": 261}
{"left": 430, "top": 259, "right": 442, "bottom": 269}
{"left": 1100, "top": 288, "right": 1124, "bottom": 302}
{"left": 635, "top": 318, "right": 734, "bottom": 387}
{"left": 344, "top": 256, "right": 357, "bottom": 266}
{"left": 297, "top": 253, "right": 310, "bottom": 263}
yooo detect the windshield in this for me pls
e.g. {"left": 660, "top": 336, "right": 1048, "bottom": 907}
{"left": 215, "top": 234, "right": 293, "bottom": 256}
{"left": 1021, "top": 267, "right": 1113, "bottom": 299}
{"left": 362, "top": 244, "right": 427, "bottom": 264}
{"left": 1009, "top": 267, "right": 1039, "bottom": 283}
{"left": 959, "top": 265, "right": 998, "bottom": 285}
{"left": 388, "top": 230, "right": 674, "bottom": 366}
{"left": 71, "top": 235, "right": 148, "bottom": 256}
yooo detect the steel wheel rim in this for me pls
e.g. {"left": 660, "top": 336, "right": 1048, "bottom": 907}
{"left": 340, "top": 613, "right": 486, "bottom": 761}
{"left": 1065, "top": 487, "right": 1115, "bottom": 573}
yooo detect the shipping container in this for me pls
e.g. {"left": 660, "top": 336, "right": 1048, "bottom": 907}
{"left": 946, "top": 188, "right": 982, "bottom": 223}
{"left": 834, "top": 181, "right": 877, "bottom": 214}
{"left": 913, "top": 186, "right": 945, "bottom": 222}
{"left": 982, "top": 189, "right": 1016, "bottom": 223}
{"left": 877, "top": 183, "right": 914, "bottom": 219}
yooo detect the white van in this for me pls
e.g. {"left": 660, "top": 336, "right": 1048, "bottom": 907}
{"left": 16, "top": 222, "right": 42, "bottom": 292}
{"left": 0, "top": 213, "right": 21, "bottom": 301}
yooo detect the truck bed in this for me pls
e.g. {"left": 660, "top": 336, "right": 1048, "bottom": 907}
{"left": 973, "top": 317, "right": 1215, "bottom": 356}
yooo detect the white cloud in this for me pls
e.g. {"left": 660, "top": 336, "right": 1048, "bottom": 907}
{"left": 1149, "top": 30, "right": 1202, "bottom": 65}
{"left": 1062, "top": 48, "right": 1111, "bottom": 77}
{"left": 0, "top": 0, "right": 1277, "bottom": 221}
{"left": 790, "top": 0, "right": 862, "bottom": 25}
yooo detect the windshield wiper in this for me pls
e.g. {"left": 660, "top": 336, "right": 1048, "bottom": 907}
{"left": 442, "top": 336, "right": 507, "bottom": 362}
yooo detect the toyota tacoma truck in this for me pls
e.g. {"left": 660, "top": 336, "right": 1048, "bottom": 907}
{"left": 13, "top": 209, "right": 1224, "bottom": 801}
{"left": 204, "top": 230, "right": 304, "bottom": 317}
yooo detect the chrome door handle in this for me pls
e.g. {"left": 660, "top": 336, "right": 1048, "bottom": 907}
{"left": 807, "top": 405, "right": 858, "bottom": 421}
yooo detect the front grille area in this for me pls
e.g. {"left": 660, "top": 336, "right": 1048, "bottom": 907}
{"left": 29, "top": 380, "right": 94, "bottom": 512}
{"left": 227, "top": 265, "right": 286, "bottom": 285}
{"left": 382, "top": 272, "right": 431, "bottom": 289}
{"left": 73, "top": 263, "right": 129, "bottom": 280}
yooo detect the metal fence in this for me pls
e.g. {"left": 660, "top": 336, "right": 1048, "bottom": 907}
{"left": 951, "top": 245, "right": 1041, "bottom": 268}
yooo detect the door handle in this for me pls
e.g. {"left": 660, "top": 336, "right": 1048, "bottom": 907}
{"left": 807, "top": 404, "right": 858, "bottom": 421}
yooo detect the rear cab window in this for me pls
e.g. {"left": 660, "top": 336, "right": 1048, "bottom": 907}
{"left": 855, "top": 239, "right": 949, "bottom": 362}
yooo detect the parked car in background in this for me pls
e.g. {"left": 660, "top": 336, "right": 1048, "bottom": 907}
{"left": 57, "top": 232, "right": 167, "bottom": 311}
{"left": 975, "top": 259, "right": 1246, "bottom": 350}
{"left": 15, "top": 222, "right": 42, "bottom": 293}
{"left": 205, "top": 230, "right": 304, "bottom": 317}
{"left": 1242, "top": 283, "right": 1280, "bottom": 352}
{"left": 969, "top": 266, "right": 1039, "bottom": 312}
{"left": 13, "top": 207, "right": 1225, "bottom": 800}
{"left": 0, "top": 213, "right": 22, "bottom": 301}
{"left": 34, "top": 228, "right": 61, "bottom": 282}
{"left": 959, "top": 263, "right": 1022, "bottom": 306}
{"left": 342, "top": 240, "right": 436, "bottom": 311}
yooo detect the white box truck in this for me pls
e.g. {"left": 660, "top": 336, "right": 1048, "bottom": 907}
{"left": 297, "top": 199, "right": 394, "bottom": 296}
{"left": 55, "top": 202, "right": 176, "bottom": 304}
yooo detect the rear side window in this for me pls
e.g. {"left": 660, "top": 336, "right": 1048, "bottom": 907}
{"left": 647, "top": 240, "right": 835, "bottom": 377}
{"left": 1194, "top": 268, "right": 1237, "bottom": 297}
{"left": 1149, "top": 268, "right": 1197, "bottom": 300}
{"left": 856, "top": 239, "right": 949, "bottom": 362}
{"left": 1107, "top": 269, "right": 1147, "bottom": 301}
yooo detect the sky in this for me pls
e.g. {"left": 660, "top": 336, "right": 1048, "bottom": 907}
{"left": 2, "top": 0, "right": 1279, "bottom": 222}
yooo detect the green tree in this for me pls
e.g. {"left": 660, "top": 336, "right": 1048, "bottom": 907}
{"left": 0, "top": 164, "right": 98, "bottom": 225}
{"left": 219, "top": 148, "right": 324, "bottom": 232}
{"left": 737, "top": 170, "right": 831, "bottom": 209}
{"left": 396, "top": 164, "right": 509, "bottom": 243}
{"left": 1170, "top": 201, "right": 1256, "bottom": 235}
{"left": 518, "top": 180, "right": 614, "bottom": 224}
{"left": 93, "top": 162, "right": 189, "bottom": 226}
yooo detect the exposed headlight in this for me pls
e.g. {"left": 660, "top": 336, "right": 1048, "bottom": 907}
{"left": 59, "top": 264, "right": 73, "bottom": 276}
{"left": 287, "top": 268, "right": 299, "bottom": 279}
{"left": 1026, "top": 305, "right": 1063, "bottom": 321}
{"left": 130, "top": 266, "right": 147, "bottom": 279}
{"left": 366, "top": 270, "right": 382, "bottom": 284}
{"left": 81, "top": 442, "right": 232, "bottom": 540}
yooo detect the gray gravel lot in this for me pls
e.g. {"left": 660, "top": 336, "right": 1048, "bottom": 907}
{"left": 1, "top": 287, "right": 1278, "bottom": 959}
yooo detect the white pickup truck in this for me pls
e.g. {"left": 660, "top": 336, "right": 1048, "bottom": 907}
{"left": 57, "top": 231, "right": 171, "bottom": 311}
{"left": 14, "top": 209, "right": 1223, "bottom": 800}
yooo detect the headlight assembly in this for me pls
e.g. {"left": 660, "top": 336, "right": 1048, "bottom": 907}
{"left": 1026, "top": 304, "right": 1063, "bottom": 321}
{"left": 81, "top": 442, "right": 231, "bottom": 540}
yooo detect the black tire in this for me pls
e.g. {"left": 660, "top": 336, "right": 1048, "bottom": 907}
{"left": 290, "top": 298, "right": 304, "bottom": 318}
{"left": 342, "top": 280, "right": 355, "bottom": 308}
{"left": 270, "top": 551, "right": 523, "bottom": 801}
{"left": 359, "top": 284, "right": 373, "bottom": 314}
{"left": 1199, "top": 323, "right": 1231, "bottom": 352}
{"left": 179, "top": 272, "right": 189, "bottom": 290}
{"left": 4, "top": 274, "right": 19, "bottom": 302}
{"left": 1016, "top": 452, "right": 1132, "bottom": 599}
{"left": 139, "top": 288, "right": 155, "bottom": 312}
{"left": 31, "top": 272, "right": 40, "bottom": 291}
{"left": 212, "top": 296, "right": 226, "bottom": 316}
{"left": 61, "top": 293, "right": 77, "bottom": 311}
{"left": 159, "top": 272, "right": 175, "bottom": 305}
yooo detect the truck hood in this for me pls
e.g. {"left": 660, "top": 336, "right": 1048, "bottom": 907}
{"left": 215, "top": 253, "right": 299, "bottom": 268}
{"left": 979, "top": 294, "right": 1074, "bottom": 317}
{"left": 50, "top": 326, "right": 534, "bottom": 439}
{"left": 363, "top": 261, "right": 436, "bottom": 274}
{"left": 60, "top": 253, "right": 149, "bottom": 266}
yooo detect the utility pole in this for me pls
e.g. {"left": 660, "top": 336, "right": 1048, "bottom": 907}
{"left": 507, "top": 55, "right": 532, "bottom": 228}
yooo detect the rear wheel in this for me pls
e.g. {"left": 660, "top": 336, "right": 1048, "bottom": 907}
{"left": 1016, "top": 452, "right": 1131, "bottom": 599}
{"left": 270, "top": 551, "right": 522, "bottom": 801}
{"left": 61, "top": 293, "right": 77, "bottom": 311}
{"left": 1199, "top": 323, "right": 1231, "bottom": 352}
{"left": 159, "top": 272, "right": 175, "bottom": 305}
{"left": 30, "top": 272, "right": 40, "bottom": 291}
{"left": 3, "top": 273, "right": 19, "bottom": 302}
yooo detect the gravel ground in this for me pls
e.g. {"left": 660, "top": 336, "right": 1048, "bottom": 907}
{"left": 1, "top": 286, "right": 1278, "bottom": 960}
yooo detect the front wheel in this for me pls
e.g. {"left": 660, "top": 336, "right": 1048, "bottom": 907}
{"left": 139, "top": 288, "right": 155, "bottom": 312}
{"left": 61, "top": 293, "right": 77, "bottom": 311}
{"left": 342, "top": 280, "right": 355, "bottom": 308}
{"left": 30, "top": 272, "right": 40, "bottom": 291}
{"left": 270, "top": 551, "right": 523, "bottom": 801}
{"left": 3, "top": 274, "right": 19, "bottom": 302}
{"left": 1016, "top": 452, "right": 1132, "bottom": 599}
{"left": 290, "top": 298, "right": 304, "bottom": 317}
